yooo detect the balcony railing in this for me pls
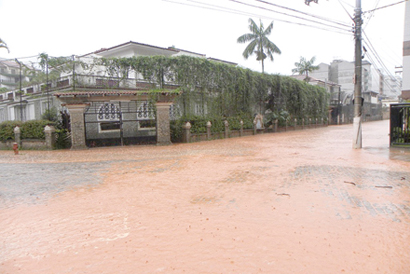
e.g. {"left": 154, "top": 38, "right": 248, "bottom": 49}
{"left": 3, "top": 74, "right": 180, "bottom": 101}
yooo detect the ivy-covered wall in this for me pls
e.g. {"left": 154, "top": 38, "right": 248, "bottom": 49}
{"left": 96, "top": 55, "right": 329, "bottom": 121}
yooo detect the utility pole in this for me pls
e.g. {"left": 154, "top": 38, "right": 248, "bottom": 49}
{"left": 353, "top": 0, "right": 363, "bottom": 149}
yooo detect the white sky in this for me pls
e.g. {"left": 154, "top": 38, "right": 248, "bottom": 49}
{"left": 0, "top": 0, "right": 406, "bottom": 76}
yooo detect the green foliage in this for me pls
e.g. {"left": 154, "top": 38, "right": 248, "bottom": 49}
{"left": 264, "top": 110, "right": 290, "bottom": 127}
{"left": 21, "top": 120, "right": 54, "bottom": 139}
{"left": 292, "top": 56, "right": 319, "bottom": 78}
{"left": 237, "top": 18, "right": 281, "bottom": 73}
{"left": 170, "top": 113, "right": 254, "bottom": 141}
{"left": 0, "top": 87, "right": 8, "bottom": 93}
{"left": 55, "top": 128, "right": 71, "bottom": 149}
{"left": 0, "top": 121, "right": 23, "bottom": 141}
{"left": 41, "top": 107, "right": 59, "bottom": 122}
{"left": 95, "top": 55, "right": 329, "bottom": 125}
{"left": 0, "top": 119, "right": 71, "bottom": 149}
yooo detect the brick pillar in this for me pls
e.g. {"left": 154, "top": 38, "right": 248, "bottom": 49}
{"left": 66, "top": 104, "right": 88, "bottom": 150}
{"left": 239, "top": 120, "right": 244, "bottom": 137}
{"left": 294, "top": 118, "right": 297, "bottom": 130}
{"left": 274, "top": 119, "right": 278, "bottom": 132}
{"left": 156, "top": 102, "right": 173, "bottom": 146}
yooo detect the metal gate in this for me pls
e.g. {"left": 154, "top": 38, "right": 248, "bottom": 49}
{"left": 390, "top": 103, "right": 410, "bottom": 147}
{"left": 84, "top": 101, "right": 156, "bottom": 147}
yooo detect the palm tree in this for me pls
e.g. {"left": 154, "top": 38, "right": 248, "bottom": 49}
{"left": 292, "top": 56, "right": 319, "bottom": 81}
{"left": 237, "top": 18, "right": 281, "bottom": 73}
{"left": 0, "top": 38, "right": 9, "bottom": 53}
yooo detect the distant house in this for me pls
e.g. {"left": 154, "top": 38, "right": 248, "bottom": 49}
{"left": 0, "top": 59, "right": 32, "bottom": 90}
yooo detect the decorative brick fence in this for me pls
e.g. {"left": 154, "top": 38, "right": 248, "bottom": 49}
{"left": 181, "top": 117, "right": 328, "bottom": 143}
{"left": 0, "top": 126, "right": 56, "bottom": 150}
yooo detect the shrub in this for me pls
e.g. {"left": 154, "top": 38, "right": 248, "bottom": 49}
{"left": 0, "top": 121, "right": 23, "bottom": 141}
{"left": 21, "top": 120, "right": 54, "bottom": 139}
{"left": 170, "top": 113, "right": 254, "bottom": 141}
{"left": 55, "top": 128, "right": 71, "bottom": 149}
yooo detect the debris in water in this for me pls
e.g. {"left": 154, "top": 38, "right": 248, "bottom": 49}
{"left": 375, "top": 186, "right": 393, "bottom": 189}
{"left": 276, "top": 193, "right": 290, "bottom": 197}
{"left": 344, "top": 181, "right": 356, "bottom": 186}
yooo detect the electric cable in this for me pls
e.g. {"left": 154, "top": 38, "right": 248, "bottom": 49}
{"left": 163, "top": 0, "right": 352, "bottom": 34}
{"left": 253, "top": 0, "right": 351, "bottom": 27}
{"left": 228, "top": 0, "right": 351, "bottom": 32}
{"left": 363, "top": 0, "right": 408, "bottom": 14}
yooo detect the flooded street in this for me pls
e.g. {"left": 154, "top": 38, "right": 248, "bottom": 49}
{"left": 1, "top": 120, "right": 409, "bottom": 273}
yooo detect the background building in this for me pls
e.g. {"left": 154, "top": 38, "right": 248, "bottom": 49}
{"left": 0, "top": 59, "right": 31, "bottom": 91}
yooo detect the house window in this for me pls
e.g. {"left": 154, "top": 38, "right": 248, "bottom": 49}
{"left": 14, "top": 105, "right": 26, "bottom": 121}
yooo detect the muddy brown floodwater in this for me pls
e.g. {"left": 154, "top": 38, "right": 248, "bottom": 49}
{"left": 1, "top": 120, "right": 409, "bottom": 274}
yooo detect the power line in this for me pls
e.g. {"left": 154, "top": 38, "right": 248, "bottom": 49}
{"left": 228, "top": 0, "right": 351, "bottom": 32}
{"left": 253, "top": 0, "right": 351, "bottom": 27}
{"left": 363, "top": 31, "right": 396, "bottom": 79}
{"left": 0, "top": 55, "right": 40, "bottom": 62}
{"left": 163, "top": 0, "right": 352, "bottom": 34}
{"left": 362, "top": 32, "right": 400, "bottom": 94}
{"left": 336, "top": 0, "right": 354, "bottom": 21}
{"left": 363, "top": 0, "right": 408, "bottom": 14}
{"left": 363, "top": 0, "right": 381, "bottom": 29}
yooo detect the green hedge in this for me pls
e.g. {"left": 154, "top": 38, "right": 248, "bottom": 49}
{"left": 0, "top": 121, "right": 23, "bottom": 141}
{"left": 170, "top": 113, "right": 254, "bottom": 142}
{"left": 0, "top": 120, "right": 54, "bottom": 141}
{"left": 21, "top": 120, "right": 54, "bottom": 139}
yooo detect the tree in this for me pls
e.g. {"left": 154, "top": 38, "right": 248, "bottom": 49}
{"left": 292, "top": 56, "right": 319, "bottom": 81}
{"left": 0, "top": 38, "right": 9, "bottom": 53}
{"left": 237, "top": 18, "right": 281, "bottom": 74}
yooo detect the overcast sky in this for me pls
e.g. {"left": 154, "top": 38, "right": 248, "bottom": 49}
{"left": 0, "top": 0, "right": 406, "bottom": 76}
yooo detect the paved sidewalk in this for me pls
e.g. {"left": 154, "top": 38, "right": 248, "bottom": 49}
{"left": 0, "top": 120, "right": 409, "bottom": 273}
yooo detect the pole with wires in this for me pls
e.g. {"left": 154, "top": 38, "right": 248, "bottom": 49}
{"left": 353, "top": 0, "right": 363, "bottom": 149}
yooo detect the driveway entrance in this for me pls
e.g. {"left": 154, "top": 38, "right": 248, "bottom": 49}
{"left": 84, "top": 101, "right": 156, "bottom": 147}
